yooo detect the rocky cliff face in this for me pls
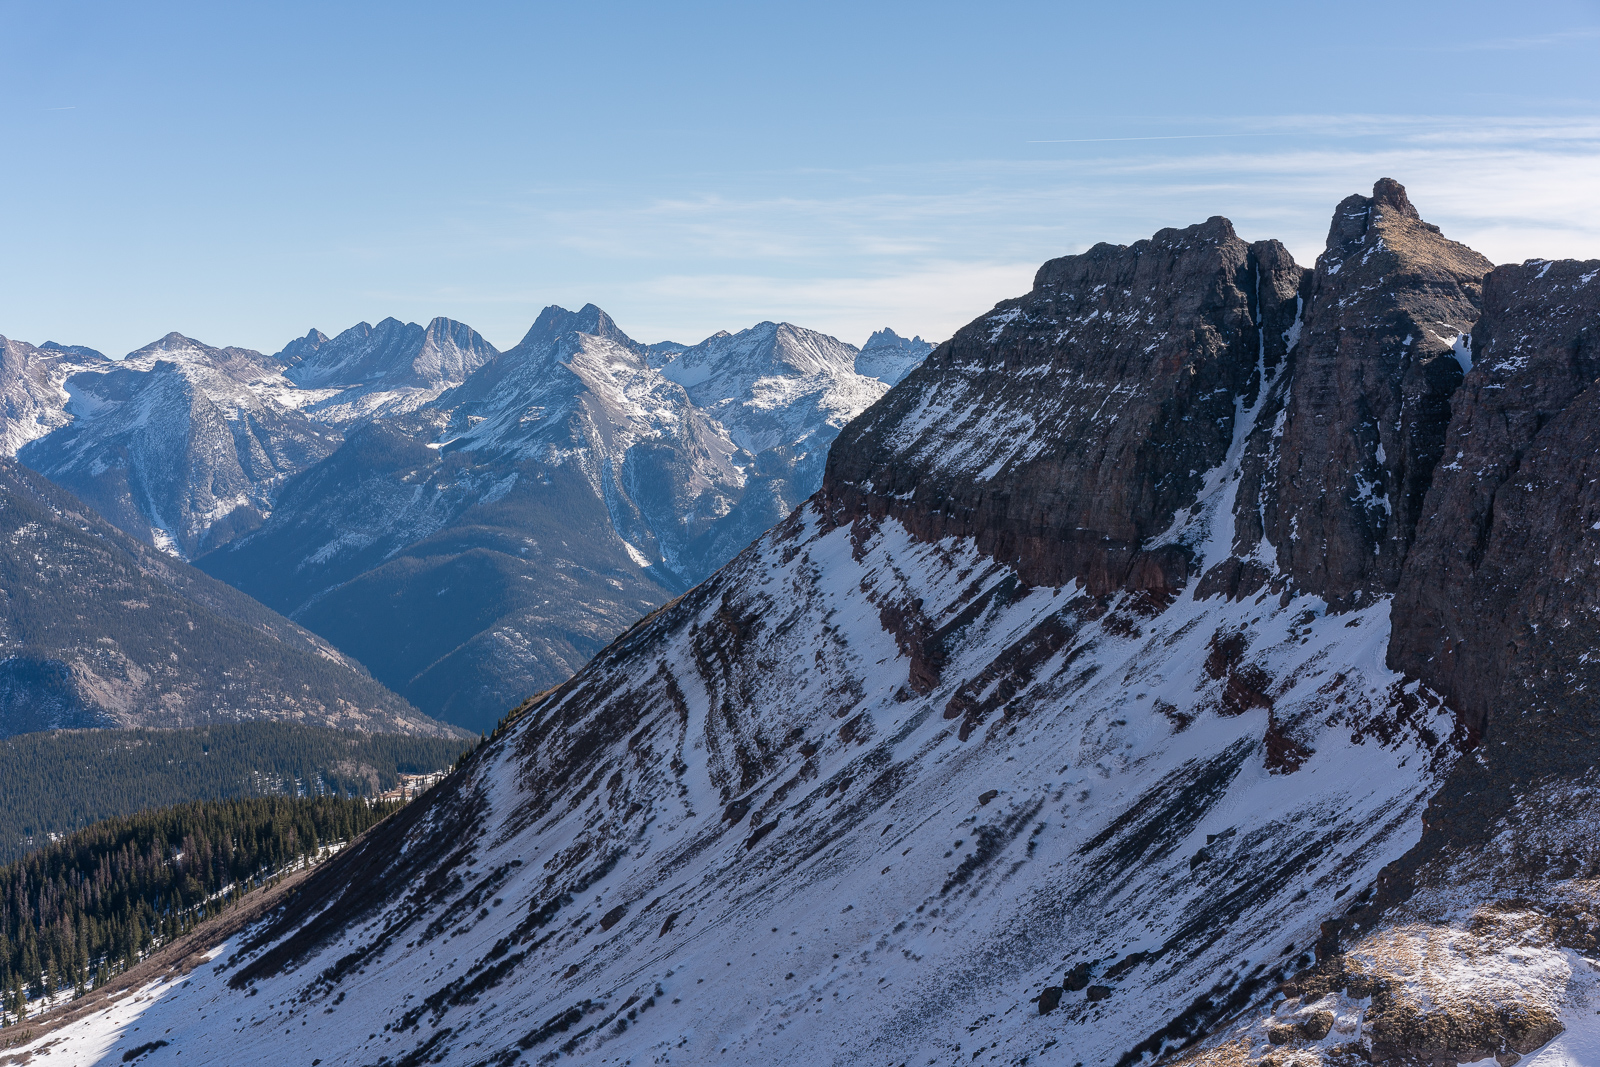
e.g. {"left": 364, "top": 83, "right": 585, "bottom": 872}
{"left": 824, "top": 217, "right": 1303, "bottom": 599}
{"left": 1389, "top": 257, "right": 1600, "bottom": 738}
{"left": 1256, "top": 179, "right": 1491, "bottom": 610}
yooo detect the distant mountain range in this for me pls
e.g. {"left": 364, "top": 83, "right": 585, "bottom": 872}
{"left": 0, "top": 312, "right": 931, "bottom": 731}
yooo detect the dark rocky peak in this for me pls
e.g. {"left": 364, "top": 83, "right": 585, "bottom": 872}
{"left": 274, "top": 327, "right": 329, "bottom": 369}
{"left": 1259, "top": 179, "right": 1492, "bottom": 610}
{"left": 1390, "top": 256, "right": 1600, "bottom": 738}
{"left": 823, "top": 216, "right": 1304, "bottom": 597}
{"left": 510, "top": 303, "right": 640, "bottom": 357}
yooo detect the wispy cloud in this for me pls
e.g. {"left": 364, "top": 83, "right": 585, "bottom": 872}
{"left": 1435, "top": 25, "right": 1600, "bottom": 51}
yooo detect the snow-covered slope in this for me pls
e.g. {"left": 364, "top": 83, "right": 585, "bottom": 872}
{"left": 0, "top": 336, "right": 105, "bottom": 457}
{"left": 28, "top": 499, "right": 1455, "bottom": 1065}
{"left": 32, "top": 181, "right": 1570, "bottom": 1067}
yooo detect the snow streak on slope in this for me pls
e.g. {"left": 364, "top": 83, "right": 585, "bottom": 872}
{"left": 38, "top": 377, "right": 1464, "bottom": 1066}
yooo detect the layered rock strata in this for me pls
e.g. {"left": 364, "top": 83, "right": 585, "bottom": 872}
{"left": 824, "top": 217, "right": 1304, "bottom": 598}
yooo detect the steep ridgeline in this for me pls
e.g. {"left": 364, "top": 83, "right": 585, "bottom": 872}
{"left": 61, "top": 183, "right": 1566, "bottom": 1067}
{"left": 278, "top": 315, "right": 500, "bottom": 423}
{"left": 16, "top": 333, "right": 340, "bottom": 557}
{"left": 0, "top": 460, "right": 454, "bottom": 738}
{"left": 197, "top": 307, "right": 906, "bottom": 730}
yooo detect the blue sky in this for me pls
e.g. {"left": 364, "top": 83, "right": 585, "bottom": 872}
{"left": 3, "top": 0, "right": 1598, "bottom": 357}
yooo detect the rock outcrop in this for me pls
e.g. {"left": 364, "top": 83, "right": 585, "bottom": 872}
{"left": 1258, "top": 179, "right": 1491, "bottom": 609}
{"left": 1389, "top": 257, "right": 1600, "bottom": 739}
{"left": 824, "top": 217, "right": 1304, "bottom": 598}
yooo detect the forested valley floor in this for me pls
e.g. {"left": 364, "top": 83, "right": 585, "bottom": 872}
{"left": 0, "top": 722, "right": 471, "bottom": 864}
{"left": 0, "top": 795, "right": 404, "bottom": 1029}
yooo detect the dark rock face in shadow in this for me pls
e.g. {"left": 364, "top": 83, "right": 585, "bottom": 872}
{"left": 1388, "top": 256, "right": 1600, "bottom": 739}
{"left": 1260, "top": 178, "right": 1491, "bottom": 610}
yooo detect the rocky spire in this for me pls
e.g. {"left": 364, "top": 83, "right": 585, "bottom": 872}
{"left": 1260, "top": 178, "right": 1491, "bottom": 609}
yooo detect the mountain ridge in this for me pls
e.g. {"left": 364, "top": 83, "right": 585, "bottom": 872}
{"left": 4, "top": 308, "right": 928, "bottom": 730}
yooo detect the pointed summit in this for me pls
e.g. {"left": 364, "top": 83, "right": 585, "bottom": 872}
{"left": 275, "top": 328, "right": 329, "bottom": 369}
{"left": 512, "top": 303, "right": 638, "bottom": 354}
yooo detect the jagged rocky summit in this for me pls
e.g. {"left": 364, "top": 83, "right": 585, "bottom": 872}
{"left": 38, "top": 180, "right": 1600, "bottom": 1066}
